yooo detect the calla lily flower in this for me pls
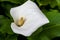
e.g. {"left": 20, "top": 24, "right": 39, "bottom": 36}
{"left": 10, "top": 0, "right": 49, "bottom": 36}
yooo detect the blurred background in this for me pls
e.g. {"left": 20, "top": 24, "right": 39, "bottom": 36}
{"left": 0, "top": 0, "right": 60, "bottom": 40}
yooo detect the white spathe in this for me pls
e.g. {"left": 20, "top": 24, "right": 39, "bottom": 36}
{"left": 10, "top": 0, "right": 49, "bottom": 36}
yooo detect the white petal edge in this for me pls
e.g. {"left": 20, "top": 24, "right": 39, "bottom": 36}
{"left": 11, "top": 20, "right": 49, "bottom": 36}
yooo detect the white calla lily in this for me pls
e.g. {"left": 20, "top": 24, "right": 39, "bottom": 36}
{"left": 10, "top": 0, "right": 49, "bottom": 36}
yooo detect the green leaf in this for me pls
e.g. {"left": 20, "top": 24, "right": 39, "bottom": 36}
{"left": 0, "top": 33, "right": 17, "bottom": 40}
{"left": 36, "top": 0, "right": 57, "bottom": 8}
{"left": 36, "top": 0, "right": 49, "bottom": 6}
{"left": 49, "top": 0, "right": 57, "bottom": 8}
{"left": 56, "top": 0, "right": 60, "bottom": 9}
{"left": 0, "top": 15, "right": 14, "bottom": 34}
{"left": 42, "top": 9, "right": 60, "bottom": 31}
{"left": 42, "top": 24, "right": 60, "bottom": 40}
{"left": 45, "top": 10, "right": 60, "bottom": 24}
{"left": 0, "top": 0, "right": 27, "bottom": 4}
{"left": 5, "top": 34, "right": 17, "bottom": 40}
